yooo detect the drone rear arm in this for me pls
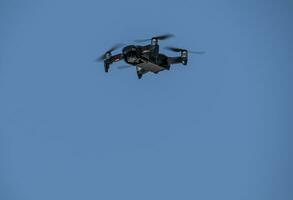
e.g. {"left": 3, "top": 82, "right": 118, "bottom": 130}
{"left": 141, "top": 45, "right": 157, "bottom": 53}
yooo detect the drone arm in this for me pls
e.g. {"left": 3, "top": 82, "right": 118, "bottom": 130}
{"left": 103, "top": 53, "right": 124, "bottom": 73}
{"left": 167, "top": 57, "right": 184, "bottom": 64}
{"left": 109, "top": 53, "right": 124, "bottom": 63}
{"left": 141, "top": 45, "right": 155, "bottom": 53}
{"left": 167, "top": 50, "right": 188, "bottom": 65}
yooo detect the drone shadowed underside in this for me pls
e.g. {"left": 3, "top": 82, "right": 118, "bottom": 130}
{"left": 96, "top": 34, "right": 205, "bottom": 79}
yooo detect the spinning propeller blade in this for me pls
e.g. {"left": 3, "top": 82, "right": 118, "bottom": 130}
{"left": 97, "top": 43, "right": 124, "bottom": 61}
{"left": 165, "top": 46, "right": 205, "bottom": 54}
{"left": 134, "top": 34, "right": 174, "bottom": 43}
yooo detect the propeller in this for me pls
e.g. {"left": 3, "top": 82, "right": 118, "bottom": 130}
{"left": 97, "top": 43, "right": 124, "bottom": 61}
{"left": 165, "top": 46, "right": 205, "bottom": 54}
{"left": 134, "top": 34, "right": 174, "bottom": 43}
{"left": 117, "top": 65, "right": 132, "bottom": 70}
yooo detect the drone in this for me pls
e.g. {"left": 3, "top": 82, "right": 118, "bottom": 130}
{"left": 97, "top": 34, "right": 204, "bottom": 79}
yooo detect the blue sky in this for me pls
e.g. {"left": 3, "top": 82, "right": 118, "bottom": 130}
{"left": 0, "top": 0, "right": 292, "bottom": 200}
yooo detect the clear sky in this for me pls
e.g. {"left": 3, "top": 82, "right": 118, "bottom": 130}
{"left": 0, "top": 0, "right": 292, "bottom": 200}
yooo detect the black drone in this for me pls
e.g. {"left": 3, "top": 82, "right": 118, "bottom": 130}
{"left": 97, "top": 34, "right": 204, "bottom": 79}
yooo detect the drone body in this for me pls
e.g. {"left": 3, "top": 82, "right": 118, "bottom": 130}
{"left": 98, "top": 34, "right": 204, "bottom": 79}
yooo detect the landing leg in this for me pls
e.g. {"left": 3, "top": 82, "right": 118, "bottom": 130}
{"left": 137, "top": 71, "right": 143, "bottom": 79}
{"left": 182, "top": 59, "right": 188, "bottom": 65}
{"left": 136, "top": 67, "right": 146, "bottom": 79}
{"left": 104, "top": 62, "right": 110, "bottom": 73}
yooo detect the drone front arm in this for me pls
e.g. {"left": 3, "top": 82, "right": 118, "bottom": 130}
{"left": 168, "top": 57, "right": 183, "bottom": 64}
{"left": 109, "top": 53, "right": 124, "bottom": 63}
{"left": 167, "top": 56, "right": 187, "bottom": 65}
{"left": 104, "top": 53, "right": 124, "bottom": 72}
